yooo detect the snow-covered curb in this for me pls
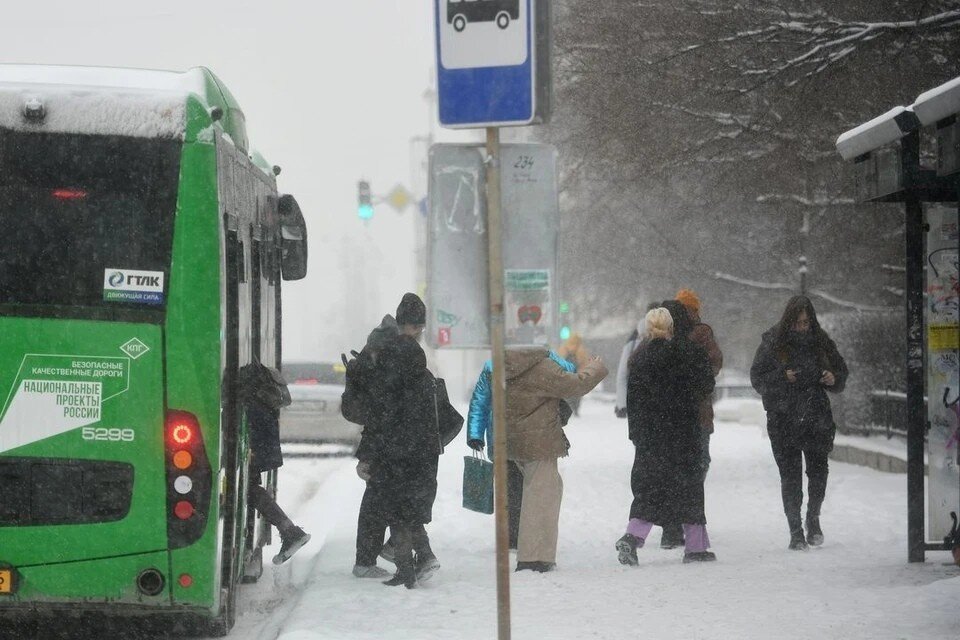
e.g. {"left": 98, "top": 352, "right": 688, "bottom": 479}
{"left": 831, "top": 433, "right": 917, "bottom": 474}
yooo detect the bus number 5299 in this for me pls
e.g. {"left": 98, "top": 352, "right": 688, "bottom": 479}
{"left": 81, "top": 427, "right": 136, "bottom": 442}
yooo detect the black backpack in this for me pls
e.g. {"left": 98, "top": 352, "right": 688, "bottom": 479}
{"left": 341, "top": 349, "right": 377, "bottom": 425}
{"left": 238, "top": 360, "right": 291, "bottom": 411}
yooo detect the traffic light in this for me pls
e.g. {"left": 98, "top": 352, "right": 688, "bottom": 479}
{"left": 558, "top": 300, "right": 570, "bottom": 340}
{"left": 357, "top": 180, "right": 373, "bottom": 220}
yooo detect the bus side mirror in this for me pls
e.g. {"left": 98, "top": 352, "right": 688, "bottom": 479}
{"left": 278, "top": 194, "right": 308, "bottom": 281}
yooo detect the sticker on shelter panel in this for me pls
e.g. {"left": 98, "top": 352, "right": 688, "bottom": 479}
{"left": 435, "top": 165, "right": 484, "bottom": 234}
{"left": 505, "top": 269, "right": 551, "bottom": 345}
{"left": 439, "top": 0, "right": 527, "bottom": 69}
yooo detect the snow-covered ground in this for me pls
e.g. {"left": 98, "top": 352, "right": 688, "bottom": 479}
{"left": 224, "top": 399, "right": 958, "bottom": 640}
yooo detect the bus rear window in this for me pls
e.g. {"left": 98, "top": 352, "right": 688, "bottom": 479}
{"left": 0, "top": 130, "right": 181, "bottom": 311}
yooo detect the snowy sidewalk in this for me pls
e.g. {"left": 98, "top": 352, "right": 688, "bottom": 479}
{"left": 235, "top": 400, "right": 958, "bottom": 640}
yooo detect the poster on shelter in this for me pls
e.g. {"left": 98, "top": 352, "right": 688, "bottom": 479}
{"left": 925, "top": 203, "right": 960, "bottom": 543}
{"left": 505, "top": 269, "right": 551, "bottom": 346}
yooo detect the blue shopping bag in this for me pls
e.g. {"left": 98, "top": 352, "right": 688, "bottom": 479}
{"left": 462, "top": 452, "right": 494, "bottom": 514}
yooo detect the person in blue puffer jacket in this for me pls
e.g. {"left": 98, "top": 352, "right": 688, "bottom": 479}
{"left": 466, "top": 351, "right": 576, "bottom": 549}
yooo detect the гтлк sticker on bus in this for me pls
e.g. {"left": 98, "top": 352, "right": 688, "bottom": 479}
{"left": 103, "top": 268, "right": 165, "bottom": 305}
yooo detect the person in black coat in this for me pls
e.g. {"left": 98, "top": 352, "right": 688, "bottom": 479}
{"left": 615, "top": 306, "right": 717, "bottom": 565}
{"left": 344, "top": 313, "right": 426, "bottom": 579}
{"left": 239, "top": 361, "right": 311, "bottom": 565}
{"left": 354, "top": 293, "right": 463, "bottom": 588}
{"left": 750, "top": 295, "right": 848, "bottom": 550}
{"left": 344, "top": 294, "right": 445, "bottom": 584}
{"left": 654, "top": 300, "right": 701, "bottom": 548}
{"left": 372, "top": 327, "right": 446, "bottom": 588}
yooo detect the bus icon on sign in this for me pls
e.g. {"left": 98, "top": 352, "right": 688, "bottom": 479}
{"left": 448, "top": 0, "right": 519, "bottom": 32}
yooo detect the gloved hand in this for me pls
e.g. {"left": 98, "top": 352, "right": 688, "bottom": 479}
{"left": 615, "top": 407, "right": 627, "bottom": 419}
{"left": 356, "top": 461, "right": 371, "bottom": 481}
{"left": 468, "top": 439, "right": 485, "bottom": 451}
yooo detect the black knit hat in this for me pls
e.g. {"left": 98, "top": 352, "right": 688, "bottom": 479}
{"left": 396, "top": 292, "right": 426, "bottom": 326}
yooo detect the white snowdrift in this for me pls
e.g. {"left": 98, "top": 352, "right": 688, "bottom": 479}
{"left": 222, "top": 399, "right": 958, "bottom": 640}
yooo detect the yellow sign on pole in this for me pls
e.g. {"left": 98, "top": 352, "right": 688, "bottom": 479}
{"left": 386, "top": 185, "right": 413, "bottom": 213}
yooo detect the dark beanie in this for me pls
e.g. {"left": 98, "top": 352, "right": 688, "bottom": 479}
{"left": 396, "top": 292, "right": 426, "bottom": 326}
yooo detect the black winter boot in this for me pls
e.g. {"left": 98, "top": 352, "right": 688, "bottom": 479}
{"left": 785, "top": 507, "right": 807, "bottom": 550}
{"left": 615, "top": 533, "right": 640, "bottom": 566}
{"left": 682, "top": 551, "right": 717, "bottom": 563}
{"left": 383, "top": 527, "right": 417, "bottom": 588}
{"left": 383, "top": 557, "right": 417, "bottom": 588}
{"left": 788, "top": 528, "right": 808, "bottom": 551}
{"left": 272, "top": 527, "right": 311, "bottom": 565}
{"left": 806, "top": 514, "right": 824, "bottom": 546}
{"left": 415, "top": 553, "right": 441, "bottom": 583}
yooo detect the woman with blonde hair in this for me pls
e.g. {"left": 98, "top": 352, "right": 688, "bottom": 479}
{"left": 615, "top": 307, "right": 717, "bottom": 564}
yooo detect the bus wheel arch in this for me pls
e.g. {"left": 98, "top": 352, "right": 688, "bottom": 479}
{"left": 496, "top": 12, "right": 510, "bottom": 29}
{"left": 452, "top": 14, "right": 467, "bottom": 32}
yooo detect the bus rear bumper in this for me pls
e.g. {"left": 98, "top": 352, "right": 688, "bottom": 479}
{"left": 0, "top": 548, "right": 216, "bottom": 618}
{"left": 0, "top": 604, "right": 217, "bottom": 637}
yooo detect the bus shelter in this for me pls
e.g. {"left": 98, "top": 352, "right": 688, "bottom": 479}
{"left": 836, "top": 76, "right": 960, "bottom": 563}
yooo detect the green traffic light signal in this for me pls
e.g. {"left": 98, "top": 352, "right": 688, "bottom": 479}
{"left": 357, "top": 180, "right": 373, "bottom": 220}
{"left": 560, "top": 326, "right": 571, "bottom": 340}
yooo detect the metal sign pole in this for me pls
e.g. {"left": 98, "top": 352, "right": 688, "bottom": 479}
{"left": 485, "top": 126, "right": 512, "bottom": 639}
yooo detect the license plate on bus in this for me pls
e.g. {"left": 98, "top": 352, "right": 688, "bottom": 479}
{"left": 0, "top": 568, "right": 13, "bottom": 594}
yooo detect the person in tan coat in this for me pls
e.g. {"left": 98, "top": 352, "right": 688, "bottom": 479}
{"left": 504, "top": 348, "right": 608, "bottom": 572}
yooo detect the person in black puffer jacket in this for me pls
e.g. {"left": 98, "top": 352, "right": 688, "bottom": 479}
{"left": 750, "top": 295, "right": 848, "bottom": 550}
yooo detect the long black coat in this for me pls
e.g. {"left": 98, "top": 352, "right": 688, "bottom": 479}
{"left": 367, "top": 334, "right": 443, "bottom": 526}
{"left": 750, "top": 327, "right": 848, "bottom": 450}
{"left": 626, "top": 337, "right": 715, "bottom": 525}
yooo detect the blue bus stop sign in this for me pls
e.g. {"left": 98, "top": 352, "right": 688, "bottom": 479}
{"left": 435, "top": 0, "right": 551, "bottom": 128}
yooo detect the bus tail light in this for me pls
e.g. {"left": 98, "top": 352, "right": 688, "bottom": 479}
{"left": 173, "top": 450, "right": 193, "bottom": 470}
{"left": 170, "top": 422, "right": 194, "bottom": 446}
{"left": 165, "top": 410, "right": 212, "bottom": 550}
{"left": 173, "top": 500, "right": 194, "bottom": 520}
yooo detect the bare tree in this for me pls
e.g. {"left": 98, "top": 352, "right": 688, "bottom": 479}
{"left": 542, "top": 0, "right": 959, "bottom": 368}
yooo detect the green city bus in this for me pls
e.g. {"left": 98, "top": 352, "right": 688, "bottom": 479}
{"left": 0, "top": 65, "right": 308, "bottom": 635}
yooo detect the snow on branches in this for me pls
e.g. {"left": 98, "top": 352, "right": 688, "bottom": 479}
{"left": 694, "top": 8, "right": 960, "bottom": 91}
